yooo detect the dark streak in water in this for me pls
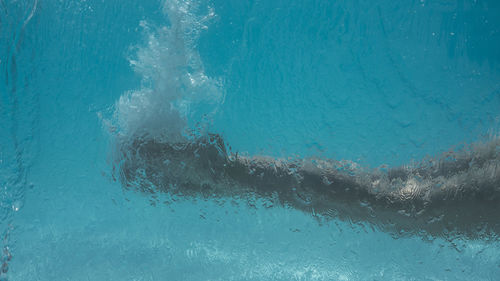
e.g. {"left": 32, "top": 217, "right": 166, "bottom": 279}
{"left": 116, "top": 133, "right": 500, "bottom": 240}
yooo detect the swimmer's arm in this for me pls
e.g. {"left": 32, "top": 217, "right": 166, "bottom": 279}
{"left": 120, "top": 135, "right": 500, "bottom": 237}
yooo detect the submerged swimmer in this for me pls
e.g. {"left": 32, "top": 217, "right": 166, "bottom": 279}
{"left": 118, "top": 133, "right": 500, "bottom": 239}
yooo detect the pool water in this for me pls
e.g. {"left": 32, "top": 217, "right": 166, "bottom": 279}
{"left": 1, "top": 0, "right": 499, "bottom": 280}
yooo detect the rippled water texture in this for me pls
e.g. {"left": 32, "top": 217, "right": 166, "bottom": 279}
{"left": 1, "top": 0, "right": 499, "bottom": 280}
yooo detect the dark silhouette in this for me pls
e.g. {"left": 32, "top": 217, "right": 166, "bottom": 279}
{"left": 118, "top": 134, "right": 500, "bottom": 239}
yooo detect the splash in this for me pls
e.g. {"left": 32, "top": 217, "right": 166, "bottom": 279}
{"left": 109, "top": 0, "right": 500, "bottom": 240}
{"left": 113, "top": 0, "right": 222, "bottom": 143}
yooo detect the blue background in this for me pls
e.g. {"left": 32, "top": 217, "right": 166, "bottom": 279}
{"left": 1, "top": 0, "right": 499, "bottom": 280}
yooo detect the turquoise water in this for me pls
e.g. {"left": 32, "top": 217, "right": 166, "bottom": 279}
{"left": 1, "top": 0, "right": 499, "bottom": 280}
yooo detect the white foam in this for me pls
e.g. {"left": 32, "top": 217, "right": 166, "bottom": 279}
{"left": 113, "top": 0, "right": 222, "bottom": 143}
